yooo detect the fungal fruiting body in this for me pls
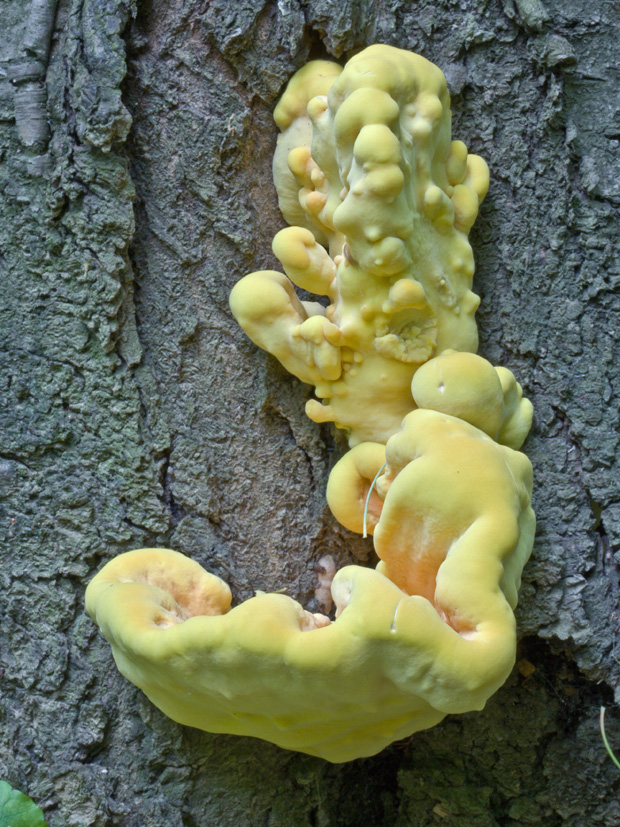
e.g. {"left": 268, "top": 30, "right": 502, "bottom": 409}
{"left": 86, "top": 396, "right": 534, "bottom": 762}
{"left": 230, "top": 45, "right": 491, "bottom": 445}
{"left": 86, "top": 45, "right": 535, "bottom": 763}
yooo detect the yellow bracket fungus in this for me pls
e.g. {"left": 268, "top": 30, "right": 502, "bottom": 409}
{"left": 231, "top": 44, "right": 491, "bottom": 446}
{"left": 86, "top": 44, "right": 536, "bottom": 763}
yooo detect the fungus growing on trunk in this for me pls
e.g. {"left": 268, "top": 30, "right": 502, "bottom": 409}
{"left": 86, "top": 397, "right": 534, "bottom": 763}
{"left": 86, "top": 44, "right": 535, "bottom": 763}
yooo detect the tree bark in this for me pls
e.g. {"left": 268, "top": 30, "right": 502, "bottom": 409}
{"left": 1, "top": 0, "right": 619, "bottom": 824}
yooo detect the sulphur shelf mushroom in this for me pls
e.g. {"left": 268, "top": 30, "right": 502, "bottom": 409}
{"left": 86, "top": 44, "right": 535, "bottom": 763}
{"left": 86, "top": 397, "right": 534, "bottom": 762}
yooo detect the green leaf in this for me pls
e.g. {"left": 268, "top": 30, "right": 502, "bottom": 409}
{"left": 0, "top": 780, "right": 48, "bottom": 827}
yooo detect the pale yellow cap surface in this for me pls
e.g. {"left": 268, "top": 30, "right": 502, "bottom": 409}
{"left": 88, "top": 45, "right": 535, "bottom": 764}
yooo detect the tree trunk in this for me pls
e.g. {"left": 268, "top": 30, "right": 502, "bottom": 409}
{"left": 1, "top": 0, "right": 619, "bottom": 824}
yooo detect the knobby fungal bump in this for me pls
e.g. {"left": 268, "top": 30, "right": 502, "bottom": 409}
{"left": 86, "top": 45, "right": 535, "bottom": 763}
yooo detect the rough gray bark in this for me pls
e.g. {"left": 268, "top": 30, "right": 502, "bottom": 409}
{"left": 1, "top": 0, "right": 619, "bottom": 824}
